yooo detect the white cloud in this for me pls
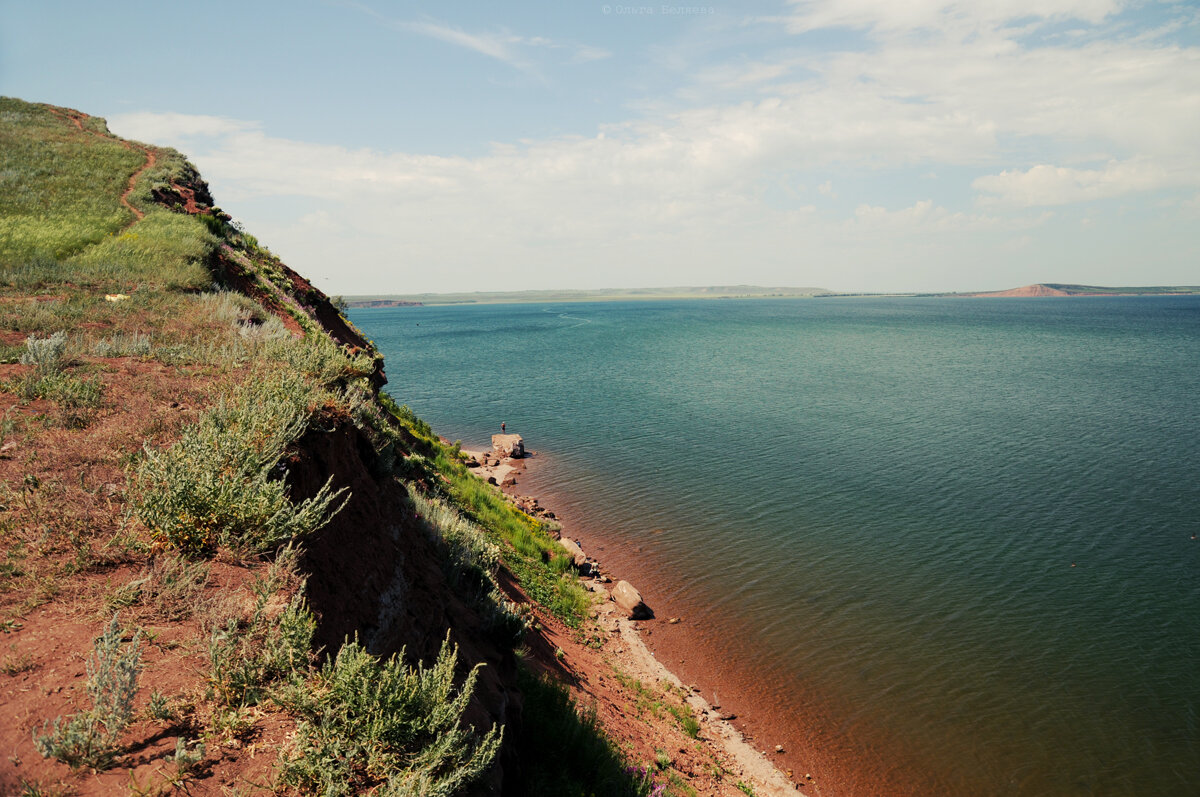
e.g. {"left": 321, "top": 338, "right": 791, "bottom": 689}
{"left": 340, "top": 2, "right": 610, "bottom": 75}
{"left": 109, "top": 112, "right": 258, "bottom": 143}
{"left": 401, "top": 20, "right": 523, "bottom": 65}
{"left": 785, "top": 0, "right": 1127, "bottom": 37}
{"left": 849, "top": 200, "right": 1050, "bottom": 231}
{"left": 104, "top": 2, "right": 1200, "bottom": 293}
{"left": 972, "top": 159, "right": 1193, "bottom": 206}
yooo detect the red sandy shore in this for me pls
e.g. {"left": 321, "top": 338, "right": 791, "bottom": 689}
{"left": 482, "top": 448, "right": 937, "bottom": 797}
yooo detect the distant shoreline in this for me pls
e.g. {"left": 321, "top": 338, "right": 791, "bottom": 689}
{"left": 343, "top": 285, "right": 830, "bottom": 307}
{"left": 345, "top": 282, "right": 1200, "bottom": 308}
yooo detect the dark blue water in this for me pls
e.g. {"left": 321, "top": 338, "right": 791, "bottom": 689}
{"left": 353, "top": 297, "right": 1200, "bottom": 796}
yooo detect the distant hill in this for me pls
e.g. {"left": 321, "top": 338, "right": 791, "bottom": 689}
{"left": 965, "top": 283, "right": 1200, "bottom": 297}
{"left": 345, "top": 285, "right": 831, "bottom": 307}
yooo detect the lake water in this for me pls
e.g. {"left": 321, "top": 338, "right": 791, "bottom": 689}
{"left": 352, "top": 297, "right": 1200, "bottom": 796}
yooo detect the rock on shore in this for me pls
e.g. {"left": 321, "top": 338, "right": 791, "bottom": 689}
{"left": 612, "top": 580, "right": 653, "bottom": 620}
{"left": 491, "top": 433, "right": 525, "bottom": 458}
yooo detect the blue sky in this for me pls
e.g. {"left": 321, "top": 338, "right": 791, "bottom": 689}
{"left": 3, "top": 0, "right": 1198, "bottom": 293}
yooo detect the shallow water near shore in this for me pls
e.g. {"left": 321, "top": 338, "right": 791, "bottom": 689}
{"left": 353, "top": 296, "right": 1200, "bottom": 796}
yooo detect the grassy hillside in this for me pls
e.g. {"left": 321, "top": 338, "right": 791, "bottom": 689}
{"left": 1, "top": 99, "right": 753, "bottom": 797}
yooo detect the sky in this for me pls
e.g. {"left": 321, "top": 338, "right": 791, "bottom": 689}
{"left": 2, "top": 0, "right": 1199, "bottom": 294}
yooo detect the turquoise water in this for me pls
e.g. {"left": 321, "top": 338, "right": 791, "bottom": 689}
{"left": 353, "top": 297, "right": 1200, "bottom": 796}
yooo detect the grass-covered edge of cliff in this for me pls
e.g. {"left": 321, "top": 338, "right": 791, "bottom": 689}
{"left": 0, "top": 97, "right": 667, "bottom": 796}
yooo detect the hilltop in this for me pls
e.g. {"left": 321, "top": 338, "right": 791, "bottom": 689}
{"left": 0, "top": 98, "right": 801, "bottom": 796}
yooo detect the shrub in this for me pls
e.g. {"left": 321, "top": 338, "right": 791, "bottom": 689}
{"left": 166, "top": 737, "right": 205, "bottom": 777}
{"left": 133, "top": 372, "right": 348, "bottom": 555}
{"left": 92, "top": 331, "right": 152, "bottom": 358}
{"left": 280, "top": 634, "right": 502, "bottom": 797}
{"left": 34, "top": 614, "right": 142, "bottom": 769}
{"left": 43, "top": 373, "right": 104, "bottom": 428}
{"left": 263, "top": 332, "right": 376, "bottom": 389}
{"left": 19, "top": 332, "right": 67, "bottom": 378}
{"left": 208, "top": 557, "right": 315, "bottom": 707}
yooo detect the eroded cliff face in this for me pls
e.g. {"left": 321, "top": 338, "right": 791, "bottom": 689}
{"left": 154, "top": 173, "right": 522, "bottom": 790}
{"left": 286, "top": 423, "right": 522, "bottom": 793}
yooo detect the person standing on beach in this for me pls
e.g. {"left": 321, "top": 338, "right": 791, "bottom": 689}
{"left": 501, "top": 421, "right": 506, "bottom": 433}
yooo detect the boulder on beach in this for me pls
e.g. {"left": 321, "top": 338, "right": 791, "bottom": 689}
{"left": 491, "top": 433, "right": 525, "bottom": 458}
{"left": 612, "top": 580, "right": 653, "bottom": 620}
{"left": 559, "top": 538, "right": 588, "bottom": 568}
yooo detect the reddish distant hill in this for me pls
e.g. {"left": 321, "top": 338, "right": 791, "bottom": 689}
{"left": 966, "top": 283, "right": 1200, "bottom": 297}
{"left": 968, "top": 284, "right": 1072, "bottom": 297}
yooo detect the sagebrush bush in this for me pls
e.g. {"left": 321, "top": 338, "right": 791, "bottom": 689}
{"left": 208, "top": 550, "right": 315, "bottom": 707}
{"left": 34, "top": 614, "right": 142, "bottom": 770}
{"left": 280, "top": 634, "right": 502, "bottom": 797}
{"left": 92, "top": 331, "right": 152, "bottom": 358}
{"left": 264, "top": 332, "right": 376, "bottom": 389}
{"left": 133, "top": 372, "right": 348, "bottom": 555}
{"left": 19, "top": 332, "right": 67, "bottom": 377}
{"left": 208, "top": 592, "right": 315, "bottom": 707}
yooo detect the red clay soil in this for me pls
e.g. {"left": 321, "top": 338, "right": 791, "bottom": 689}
{"left": 0, "top": 356, "right": 273, "bottom": 795}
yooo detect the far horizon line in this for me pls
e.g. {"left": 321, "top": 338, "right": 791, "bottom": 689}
{"left": 342, "top": 282, "right": 1200, "bottom": 307}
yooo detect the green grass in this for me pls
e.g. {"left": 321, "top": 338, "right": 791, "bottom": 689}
{"left": 667, "top": 703, "right": 701, "bottom": 739}
{"left": 67, "top": 212, "right": 215, "bottom": 292}
{"left": 0, "top": 97, "right": 216, "bottom": 292}
{"left": 515, "top": 664, "right": 650, "bottom": 797}
{"left": 379, "top": 394, "right": 594, "bottom": 628}
{"left": 408, "top": 488, "right": 530, "bottom": 644}
{"left": 0, "top": 99, "right": 141, "bottom": 262}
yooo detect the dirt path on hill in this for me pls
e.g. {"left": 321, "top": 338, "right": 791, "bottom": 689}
{"left": 46, "top": 105, "right": 154, "bottom": 223}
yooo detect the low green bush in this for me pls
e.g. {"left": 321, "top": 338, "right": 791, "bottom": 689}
{"left": 91, "top": 331, "right": 152, "bottom": 358}
{"left": 7, "top": 368, "right": 105, "bottom": 429}
{"left": 264, "top": 332, "right": 376, "bottom": 389}
{"left": 133, "top": 372, "right": 348, "bottom": 555}
{"left": 209, "top": 591, "right": 315, "bottom": 707}
{"left": 208, "top": 548, "right": 314, "bottom": 707}
{"left": 105, "top": 553, "right": 209, "bottom": 621}
{"left": 19, "top": 332, "right": 67, "bottom": 377}
{"left": 280, "top": 634, "right": 502, "bottom": 797}
{"left": 515, "top": 665, "right": 649, "bottom": 796}
{"left": 34, "top": 614, "right": 142, "bottom": 770}
{"left": 409, "top": 488, "right": 531, "bottom": 645}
